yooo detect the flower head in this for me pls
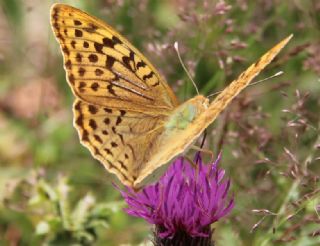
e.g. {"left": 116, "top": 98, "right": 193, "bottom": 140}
{"left": 118, "top": 153, "right": 234, "bottom": 243}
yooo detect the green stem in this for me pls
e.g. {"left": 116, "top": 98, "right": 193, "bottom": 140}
{"left": 260, "top": 178, "right": 300, "bottom": 246}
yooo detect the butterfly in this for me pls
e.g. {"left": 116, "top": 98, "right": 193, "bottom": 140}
{"left": 50, "top": 3, "right": 292, "bottom": 189}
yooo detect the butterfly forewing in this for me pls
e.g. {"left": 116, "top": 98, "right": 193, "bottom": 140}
{"left": 134, "top": 35, "right": 293, "bottom": 187}
{"left": 51, "top": 4, "right": 178, "bottom": 112}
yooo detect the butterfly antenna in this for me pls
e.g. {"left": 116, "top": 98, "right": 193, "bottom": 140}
{"left": 207, "top": 71, "right": 284, "bottom": 98}
{"left": 174, "top": 42, "right": 200, "bottom": 95}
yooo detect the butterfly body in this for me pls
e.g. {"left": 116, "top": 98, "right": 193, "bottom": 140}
{"left": 51, "top": 4, "right": 292, "bottom": 189}
{"left": 165, "top": 95, "right": 208, "bottom": 130}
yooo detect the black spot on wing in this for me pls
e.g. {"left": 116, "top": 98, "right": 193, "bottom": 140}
{"left": 93, "top": 134, "right": 103, "bottom": 144}
{"left": 122, "top": 51, "right": 135, "bottom": 71}
{"left": 106, "top": 55, "right": 115, "bottom": 69}
{"left": 76, "top": 53, "right": 82, "bottom": 62}
{"left": 107, "top": 84, "right": 117, "bottom": 96}
{"left": 76, "top": 114, "right": 84, "bottom": 127}
{"left": 62, "top": 46, "right": 70, "bottom": 56}
{"left": 116, "top": 116, "right": 122, "bottom": 125}
{"left": 83, "top": 41, "right": 89, "bottom": 48}
{"left": 104, "top": 118, "right": 110, "bottom": 125}
{"left": 65, "top": 60, "right": 72, "bottom": 69}
{"left": 78, "top": 67, "right": 86, "bottom": 76}
{"left": 74, "top": 100, "right": 81, "bottom": 110}
{"left": 95, "top": 68, "right": 104, "bottom": 76}
{"left": 68, "top": 74, "right": 75, "bottom": 85}
{"left": 111, "top": 142, "right": 118, "bottom": 148}
{"left": 104, "top": 108, "right": 112, "bottom": 113}
{"left": 112, "top": 36, "right": 122, "bottom": 45}
{"left": 94, "top": 42, "right": 104, "bottom": 53}
{"left": 75, "top": 29, "right": 83, "bottom": 37}
{"left": 91, "top": 82, "right": 99, "bottom": 91}
{"left": 74, "top": 20, "right": 82, "bottom": 26}
{"left": 89, "top": 119, "right": 97, "bottom": 130}
{"left": 71, "top": 40, "right": 76, "bottom": 49}
{"left": 82, "top": 129, "right": 89, "bottom": 142}
{"left": 136, "top": 61, "right": 146, "bottom": 69}
{"left": 142, "top": 71, "right": 154, "bottom": 81}
{"left": 104, "top": 148, "right": 113, "bottom": 156}
{"left": 88, "top": 54, "right": 98, "bottom": 63}
{"left": 103, "top": 37, "right": 114, "bottom": 48}
{"left": 119, "top": 160, "right": 128, "bottom": 171}
{"left": 84, "top": 23, "right": 98, "bottom": 33}
{"left": 88, "top": 105, "right": 98, "bottom": 114}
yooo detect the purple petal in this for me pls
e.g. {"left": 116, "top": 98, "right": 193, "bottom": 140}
{"left": 118, "top": 152, "right": 234, "bottom": 238}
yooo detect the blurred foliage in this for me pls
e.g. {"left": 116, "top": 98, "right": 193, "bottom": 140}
{"left": 0, "top": 0, "right": 319, "bottom": 245}
{"left": 3, "top": 173, "right": 123, "bottom": 245}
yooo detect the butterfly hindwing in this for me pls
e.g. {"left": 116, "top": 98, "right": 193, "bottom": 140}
{"left": 73, "top": 99, "right": 165, "bottom": 186}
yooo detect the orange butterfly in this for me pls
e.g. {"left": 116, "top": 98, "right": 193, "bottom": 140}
{"left": 51, "top": 4, "right": 292, "bottom": 188}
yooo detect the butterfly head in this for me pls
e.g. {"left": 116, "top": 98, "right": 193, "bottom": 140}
{"left": 190, "top": 94, "right": 209, "bottom": 110}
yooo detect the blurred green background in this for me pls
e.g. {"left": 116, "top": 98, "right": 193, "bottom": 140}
{"left": 0, "top": 0, "right": 319, "bottom": 245}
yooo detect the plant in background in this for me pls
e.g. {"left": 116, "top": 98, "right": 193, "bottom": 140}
{"left": 118, "top": 153, "right": 234, "bottom": 245}
{"left": 1, "top": 0, "right": 320, "bottom": 245}
{"left": 3, "top": 173, "right": 123, "bottom": 245}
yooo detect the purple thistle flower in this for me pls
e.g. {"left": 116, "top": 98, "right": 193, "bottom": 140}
{"left": 118, "top": 153, "right": 234, "bottom": 245}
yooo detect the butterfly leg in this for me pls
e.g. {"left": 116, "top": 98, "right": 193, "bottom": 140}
{"left": 190, "top": 145, "right": 214, "bottom": 162}
{"left": 183, "top": 155, "right": 201, "bottom": 182}
{"left": 184, "top": 155, "right": 198, "bottom": 169}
